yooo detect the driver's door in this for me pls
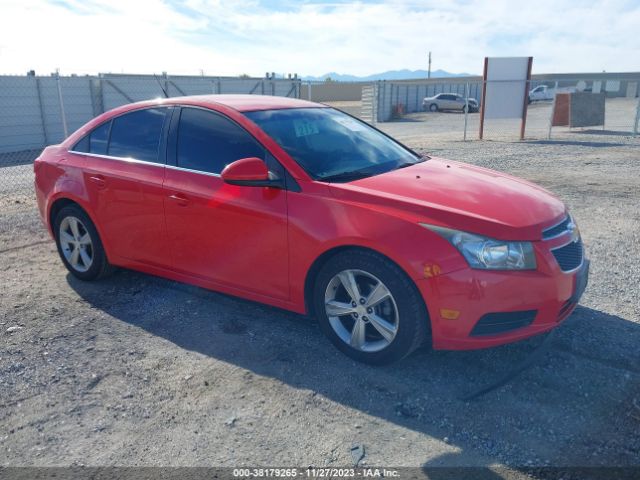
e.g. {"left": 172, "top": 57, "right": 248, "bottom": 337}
{"left": 443, "top": 94, "right": 457, "bottom": 110}
{"left": 162, "top": 107, "right": 289, "bottom": 300}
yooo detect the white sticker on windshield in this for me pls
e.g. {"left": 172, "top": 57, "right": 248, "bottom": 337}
{"left": 293, "top": 119, "right": 320, "bottom": 137}
{"left": 334, "top": 117, "right": 367, "bottom": 132}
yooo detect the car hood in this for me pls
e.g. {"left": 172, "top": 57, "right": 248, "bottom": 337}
{"left": 328, "top": 158, "right": 566, "bottom": 241}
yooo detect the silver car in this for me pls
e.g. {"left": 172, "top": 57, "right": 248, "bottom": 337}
{"left": 422, "top": 93, "right": 479, "bottom": 112}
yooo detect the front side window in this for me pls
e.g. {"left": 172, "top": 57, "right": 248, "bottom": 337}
{"left": 107, "top": 108, "right": 167, "bottom": 163}
{"left": 176, "top": 108, "right": 265, "bottom": 174}
{"left": 244, "top": 108, "right": 422, "bottom": 182}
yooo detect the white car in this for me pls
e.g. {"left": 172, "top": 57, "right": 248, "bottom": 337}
{"left": 422, "top": 93, "right": 479, "bottom": 112}
{"left": 528, "top": 85, "right": 554, "bottom": 102}
{"left": 528, "top": 85, "right": 577, "bottom": 103}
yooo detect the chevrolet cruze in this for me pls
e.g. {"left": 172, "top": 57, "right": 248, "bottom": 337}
{"left": 34, "top": 95, "right": 588, "bottom": 364}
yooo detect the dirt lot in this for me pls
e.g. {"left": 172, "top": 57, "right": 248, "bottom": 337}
{"left": 328, "top": 97, "right": 640, "bottom": 142}
{"left": 1, "top": 130, "right": 639, "bottom": 476}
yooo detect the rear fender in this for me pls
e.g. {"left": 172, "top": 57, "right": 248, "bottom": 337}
{"left": 47, "top": 188, "right": 112, "bottom": 260}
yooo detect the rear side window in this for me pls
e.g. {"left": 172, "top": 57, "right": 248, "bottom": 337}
{"left": 89, "top": 121, "right": 111, "bottom": 154}
{"left": 108, "top": 108, "right": 167, "bottom": 163}
{"left": 177, "top": 108, "right": 264, "bottom": 174}
{"left": 73, "top": 135, "right": 89, "bottom": 153}
{"left": 72, "top": 120, "right": 111, "bottom": 155}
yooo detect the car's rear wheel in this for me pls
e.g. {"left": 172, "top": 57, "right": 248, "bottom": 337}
{"left": 313, "top": 250, "right": 429, "bottom": 365}
{"left": 54, "top": 205, "right": 114, "bottom": 280}
{"left": 429, "top": 103, "right": 438, "bottom": 112}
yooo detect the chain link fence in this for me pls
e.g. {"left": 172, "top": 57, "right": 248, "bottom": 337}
{"left": 304, "top": 77, "right": 640, "bottom": 145}
{"left": 0, "top": 73, "right": 302, "bottom": 250}
{"left": 1, "top": 72, "right": 639, "bottom": 249}
{"left": 0, "top": 72, "right": 301, "bottom": 179}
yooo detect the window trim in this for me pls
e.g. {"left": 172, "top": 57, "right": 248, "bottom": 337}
{"left": 69, "top": 106, "right": 172, "bottom": 165}
{"left": 70, "top": 104, "right": 301, "bottom": 187}
{"left": 67, "top": 150, "right": 222, "bottom": 178}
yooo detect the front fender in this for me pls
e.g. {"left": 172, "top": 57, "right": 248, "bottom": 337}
{"left": 286, "top": 188, "right": 466, "bottom": 312}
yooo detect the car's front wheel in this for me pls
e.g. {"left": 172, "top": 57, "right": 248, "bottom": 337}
{"left": 429, "top": 103, "right": 438, "bottom": 112}
{"left": 54, "top": 204, "right": 114, "bottom": 280}
{"left": 313, "top": 250, "right": 429, "bottom": 365}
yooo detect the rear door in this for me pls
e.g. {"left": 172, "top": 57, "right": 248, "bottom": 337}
{"left": 72, "top": 107, "right": 172, "bottom": 267}
{"left": 162, "top": 106, "right": 289, "bottom": 300}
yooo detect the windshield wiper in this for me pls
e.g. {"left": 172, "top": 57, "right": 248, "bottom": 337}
{"left": 396, "top": 162, "right": 416, "bottom": 169}
{"left": 320, "top": 170, "right": 371, "bottom": 182}
{"left": 396, "top": 158, "right": 426, "bottom": 169}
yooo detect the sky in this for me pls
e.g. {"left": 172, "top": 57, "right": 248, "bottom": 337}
{"left": 0, "top": 0, "right": 639, "bottom": 77}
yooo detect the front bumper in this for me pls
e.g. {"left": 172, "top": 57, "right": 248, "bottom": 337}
{"left": 417, "top": 257, "right": 589, "bottom": 350}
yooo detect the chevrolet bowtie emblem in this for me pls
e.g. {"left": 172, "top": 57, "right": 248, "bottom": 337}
{"left": 567, "top": 220, "right": 580, "bottom": 243}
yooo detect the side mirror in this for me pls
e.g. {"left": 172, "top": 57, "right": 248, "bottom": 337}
{"left": 221, "top": 157, "right": 283, "bottom": 188}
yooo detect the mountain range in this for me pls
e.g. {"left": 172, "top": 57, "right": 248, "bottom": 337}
{"left": 301, "top": 69, "right": 473, "bottom": 82}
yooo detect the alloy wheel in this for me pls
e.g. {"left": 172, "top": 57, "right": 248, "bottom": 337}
{"left": 59, "top": 216, "right": 94, "bottom": 273}
{"left": 324, "top": 269, "right": 399, "bottom": 352}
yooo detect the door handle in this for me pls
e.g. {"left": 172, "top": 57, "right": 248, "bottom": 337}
{"left": 168, "top": 193, "right": 189, "bottom": 207}
{"left": 89, "top": 175, "right": 106, "bottom": 189}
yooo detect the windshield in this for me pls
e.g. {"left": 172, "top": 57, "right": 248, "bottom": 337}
{"left": 244, "top": 107, "right": 424, "bottom": 182}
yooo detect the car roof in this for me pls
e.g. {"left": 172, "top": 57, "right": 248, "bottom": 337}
{"left": 128, "top": 94, "right": 325, "bottom": 113}
{"left": 63, "top": 94, "right": 329, "bottom": 149}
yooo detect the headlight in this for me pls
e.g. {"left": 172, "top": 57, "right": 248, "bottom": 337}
{"left": 421, "top": 224, "right": 536, "bottom": 270}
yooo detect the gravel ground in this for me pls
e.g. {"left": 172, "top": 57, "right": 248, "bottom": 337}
{"left": 1, "top": 131, "right": 639, "bottom": 477}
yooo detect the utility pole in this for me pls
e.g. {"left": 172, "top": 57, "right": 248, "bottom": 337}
{"left": 428, "top": 51, "right": 432, "bottom": 79}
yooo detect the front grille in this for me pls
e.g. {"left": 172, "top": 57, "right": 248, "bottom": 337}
{"left": 543, "top": 216, "right": 571, "bottom": 239}
{"left": 552, "top": 240, "right": 583, "bottom": 272}
{"left": 470, "top": 310, "right": 537, "bottom": 337}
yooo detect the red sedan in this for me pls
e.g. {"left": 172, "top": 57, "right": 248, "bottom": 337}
{"left": 34, "top": 95, "right": 588, "bottom": 364}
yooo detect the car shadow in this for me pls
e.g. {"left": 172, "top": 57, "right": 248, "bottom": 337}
{"left": 67, "top": 269, "right": 640, "bottom": 470}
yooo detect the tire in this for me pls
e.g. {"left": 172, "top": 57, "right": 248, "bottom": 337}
{"left": 54, "top": 204, "right": 114, "bottom": 281}
{"left": 313, "top": 250, "right": 430, "bottom": 365}
{"left": 429, "top": 103, "right": 438, "bottom": 112}
{"left": 462, "top": 105, "right": 467, "bottom": 113}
